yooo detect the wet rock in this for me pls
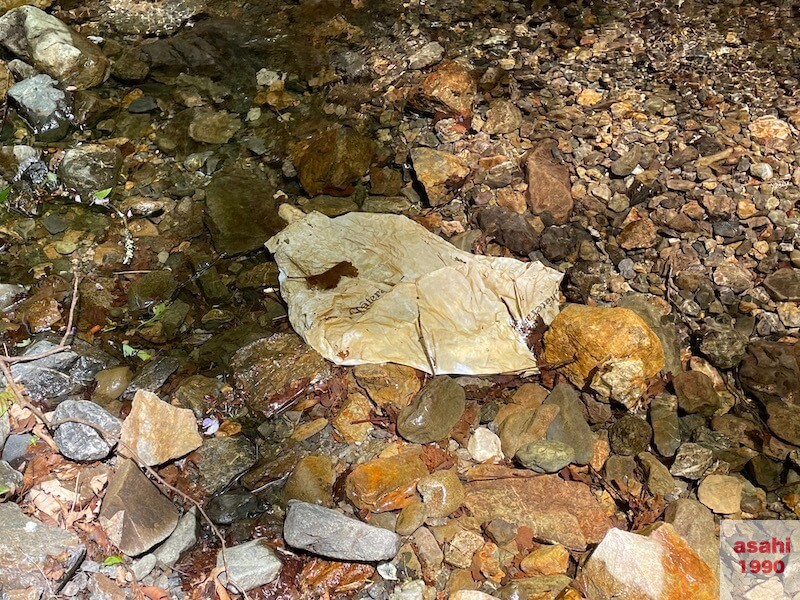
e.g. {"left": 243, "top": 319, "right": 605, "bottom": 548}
{"left": 410, "top": 147, "right": 469, "bottom": 206}
{"left": 739, "top": 341, "right": 800, "bottom": 405}
{"left": 764, "top": 268, "right": 800, "bottom": 301}
{"left": 544, "top": 304, "right": 664, "bottom": 408}
{"left": 516, "top": 440, "right": 575, "bottom": 473}
{"left": 520, "top": 544, "right": 569, "bottom": 576}
{"left": 464, "top": 476, "right": 613, "bottom": 550}
{"left": 664, "top": 499, "right": 719, "bottom": 575}
{"left": 579, "top": 524, "right": 716, "bottom": 600}
{"left": 416, "top": 470, "right": 464, "bottom": 517}
{"left": 119, "top": 390, "right": 201, "bottom": 466}
{"left": 475, "top": 206, "right": 539, "bottom": 255}
{"left": 0, "top": 7, "right": 109, "bottom": 89}
{"left": 7, "top": 74, "right": 72, "bottom": 140}
{"left": 608, "top": 415, "right": 652, "bottom": 456}
{"left": 543, "top": 383, "right": 593, "bottom": 465}
{"left": 397, "top": 376, "right": 465, "bottom": 444}
{"left": 332, "top": 392, "right": 375, "bottom": 443}
{"left": 206, "top": 490, "right": 257, "bottom": 525}
{"left": 747, "top": 454, "right": 782, "bottom": 491}
{"left": 122, "top": 355, "right": 181, "bottom": 400}
{"left": 396, "top": 501, "right": 427, "bottom": 535}
{"left": 699, "top": 326, "right": 747, "bottom": 369}
{"left": 127, "top": 271, "right": 178, "bottom": 314}
{"left": 649, "top": 394, "right": 680, "bottom": 457}
{"left": 484, "top": 100, "right": 523, "bottom": 135}
{"left": 354, "top": 363, "right": 420, "bottom": 411}
{"left": 408, "top": 41, "right": 444, "bottom": 70}
{"left": 172, "top": 374, "right": 220, "bottom": 417}
{"left": 345, "top": 450, "right": 428, "bottom": 512}
{"left": 284, "top": 500, "right": 401, "bottom": 561}
{"left": 697, "top": 474, "right": 742, "bottom": 514}
{"left": 411, "top": 60, "right": 475, "bottom": 116}
{"left": 188, "top": 109, "right": 241, "bottom": 144}
{"left": 295, "top": 127, "right": 374, "bottom": 197}
{"left": 153, "top": 508, "right": 197, "bottom": 567}
{"left": 673, "top": 371, "right": 721, "bottom": 417}
{"left": 52, "top": 400, "right": 121, "bottom": 461}
{"left": 216, "top": 539, "right": 282, "bottom": 593}
{"left": 670, "top": 443, "right": 713, "bottom": 479}
{"left": 99, "top": 459, "right": 179, "bottom": 556}
{"left": 58, "top": 144, "right": 122, "bottom": 200}
{"left": 467, "top": 427, "right": 503, "bottom": 463}
{"left": 194, "top": 436, "right": 257, "bottom": 495}
{"left": 94, "top": 366, "right": 132, "bottom": 401}
{"left": 0, "top": 460, "right": 22, "bottom": 495}
{"left": 525, "top": 141, "right": 573, "bottom": 224}
{"left": 232, "top": 333, "right": 330, "bottom": 414}
{"left": 0, "top": 283, "right": 25, "bottom": 311}
{"left": 0, "top": 502, "right": 85, "bottom": 596}
{"left": 204, "top": 170, "right": 281, "bottom": 255}
{"left": 282, "top": 454, "right": 336, "bottom": 506}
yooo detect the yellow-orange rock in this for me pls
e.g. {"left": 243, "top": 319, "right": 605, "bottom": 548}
{"left": 345, "top": 451, "right": 429, "bottom": 513}
{"left": 543, "top": 304, "right": 664, "bottom": 407}
{"left": 578, "top": 523, "right": 717, "bottom": 600}
{"left": 353, "top": 363, "right": 420, "bottom": 411}
{"left": 331, "top": 392, "right": 374, "bottom": 443}
{"left": 411, "top": 60, "right": 475, "bottom": 116}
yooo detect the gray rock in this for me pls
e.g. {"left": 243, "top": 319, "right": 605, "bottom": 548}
{"left": 750, "top": 162, "right": 773, "bottom": 181}
{"left": 649, "top": 394, "right": 680, "bottom": 457}
{"left": 764, "top": 268, "right": 800, "bottom": 302}
{"left": 608, "top": 415, "right": 652, "bottom": 456}
{"left": 543, "top": 383, "right": 593, "bottom": 465}
{"left": 397, "top": 376, "right": 465, "bottom": 444}
{"left": 669, "top": 443, "right": 714, "bottom": 479}
{"left": 1, "top": 433, "right": 34, "bottom": 468}
{"left": 0, "top": 6, "right": 109, "bottom": 89}
{"left": 216, "top": 539, "right": 282, "bottom": 592}
{"left": 52, "top": 400, "right": 121, "bottom": 461}
{"left": 154, "top": 508, "right": 198, "bottom": 568}
{"left": 284, "top": 500, "right": 401, "bottom": 561}
{"left": 0, "top": 410, "right": 9, "bottom": 452}
{"left": 0, "top": 502, "right": 85, "bottom": 595}
{"left": 206, "top": 490, "right": 257, "bottom": 525}
{"left": 618, "top": 294, "right": 682, "bottom": 377}
{"left": 0, "top": 283, "right": 25, "bottom": 310}
{"left": 194, "top": 436, "right": 257, "bottom": 495}
{"left": 58, "top": 144, "right": 122, "bottom": 201}
{"left": 516, "top": 440, "right": 575, "bottom": 474}
{"left": 7, "top": 74, "right": 72, "bottom": 140}
{"left": 700, "top": 326, "right": 747, "bottom": 369}
{"left": 610, "top": 146, "right": 642, "bottom": 177}
{"left": 664, "top": 498, "right": 719, "bottom": 576}
{"left": 131, "top": 553, "right": 157, "bottom": 581}
{"left": 122, "top": 355, "right": 182, "bottom": 400}
{"left": 637, "top": 452, "right": 678, "bottom": 498}
{"left": 408, "top": 41, "right": 444, "bottom": 70}
{"left": 0, "top": 459, "right": 23, "bottom": 495}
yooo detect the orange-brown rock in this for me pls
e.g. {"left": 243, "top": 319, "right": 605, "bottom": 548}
{"left": 410, "top": 148, "right": 470, "bottom": 206}
{"left": 353, "top": 363, "right": 420, "bottom": 411}
{"left": 578, "top": 523, "right": 717, "bottom": 600}
{"left": 411, "top": 60, "right": 476, "bottom": 116}
{"left": 464, "top": 475, "right": 614, "bottom": 550}
{"left": 543, "top": 304, "right": 664, "bottom": 405}
{"left": 331, "top": 392, "right": 374, "bottom": 443}
{"left": 525, "top": 141, "right": 573, "bottom": 225}
{"left": 748, "top": 115, "right": 793, "bottom": 152}
{"left": 345, "top": 451, "right": 429, "bottom": 512}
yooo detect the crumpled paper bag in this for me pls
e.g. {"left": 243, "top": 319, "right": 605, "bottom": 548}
{"left": 266, "top": 212, "right": 563, "bottom": 375}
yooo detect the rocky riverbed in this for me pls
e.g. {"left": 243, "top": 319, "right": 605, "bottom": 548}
{"left": 0, "top": 0, "right": 799, "bottom": 598}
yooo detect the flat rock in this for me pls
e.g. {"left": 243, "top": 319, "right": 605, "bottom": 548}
{"left": 99, "top": 459, "right": 179, "bottom": 556}
{"left": 0, "top": 502, "right": 85, "bottom": 596}
{"left": 475, "top": 206, "right": 539, "bottom": 255}
{"left": 464, "top": 475, "right": 613, "bottom": 550}
{"left": 345, "top": 450, "right": 428, "bottom": 513}
{"left": 673, "top": 371, "right": 720, "bottom": 417}
{"left": 153, "top": 508, "right": 198, "bottom": 568}
{"left": 216, "top": 539, "right": 282, "bottom": 592}
{"left": 0, "top": 6, "right": 109, "bottom": 89}
{"left": 664, "top": 499, "right": 719, "bottom": 576}
{"left": 7, "top": 74, "right": 71, "bottom": 140}
{"left": 58, "top": 143, "right": 122, "bottom": 201}
{"left": 525, "top": 141, "right": 573, "bottom": 224}
{"left": 52, "top": 400, "right": 121, "bottom": 461}
{"left": 484, "top": 99, "right": 523, "bottom": 134}
{"left": 410, "top": 147, "right": 469, "bottom": 206}
{"left": 739, "top": 341, "right": 800, "bottom": 406}
{"left": 194, "top": 435, "right": 257, "bottom": 495}
{"left": 764, "top": 268, "right": 800, "bottom": 301}
{"left": 543, "top": 304, "right": 664, "bottom": 407}
{"left": 284, "top": 500, "right": 401, "bottom": 561}
{"left": 543, "top": 383, "right": 593, "bottom": 464}
{"left": 397, "top": 376, "right": 465, "bottom": 443}
{"left": 516, "top": 440, "right": 575, "bottom": 473}
{"left": 119, "top": 390, "right": 201, "bottom": 466}
{"left": 295, "top": 127, "right": 374, "bottom": 197}
{"left": 353, "top": 363, "right": 420, "bottom": 411}
{"left": 698, "top": 474, "right": 742, "bottom": 514}
{"left": 0, "top": 459, "right": 23, "bottom": 494}
{"left": 649, "top": 394, "right": 680, "bottom": 457}
{"left": 411, "top": 60, "right": 475, "bottom": 116}
{"left": 282, "top": 454, "right": 336, "bottom": 506}
{"left": 578, "top": 524, "right": 716, "bottom": 600}
{"left": 232, "top": 333, "right": 330, "bottom": 415}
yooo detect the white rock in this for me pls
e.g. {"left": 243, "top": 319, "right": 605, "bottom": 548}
{"left": 467, "top": 427, "right": 503, "bottom": 463}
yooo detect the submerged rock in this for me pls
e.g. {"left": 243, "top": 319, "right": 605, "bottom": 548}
{"left": 58, "top": 144, "right": 122, "bottom": 200}
{"left": 525, "top": 141, "right": 573, "bottom": 224}
{"left": 411, "top": 60, "right": 475, "bottom": 116}
{"left": 7, "top": 74, "right": 72, "bottom": 140}
{"left": 410, "top": 147, "right": 470, "bottom": 206}
{"left": 295, "top": 127, "right": 374, "bottom": 197}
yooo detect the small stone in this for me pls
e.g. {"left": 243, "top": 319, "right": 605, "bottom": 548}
{"left": 577, "top": 88, "right": 603, "bottom": 106}
{"left": 345, "top": 451, "right": 428, "bottom": 513}
{"left": 608, "top": 415, "right": 652, "bottom": 456}
{"left": 765, "top": 400, "right": 800, "bottom": 446}
{"left": 194, "top": 436, "right": 257, "bottom": 495}
{"left": 748, "top": 115, "right": 793, "bottom": 151}
{"left": 206, "top": 490, "right": 258, "bottom": 525}
{"left": 410, "top": 147, "right": 470, "bottom": 206}
{"left": 408, "top": 41, "right": 444, "bottom": 70}
{"left": 764, "top": 268, "right": 800, "bottom": 302}
{"left": 332, "top": 392, "right": 374, "bottom": 443}
{"left": 650, "top": 394, "right": 680, "bottom": 457}
{"left": 284, "top": 500, "right": 401, "bottom": 561}
{"left": 498, "top": 403, "right": 559, "bottom": 458}
{"left": 544, "top": 305, "right": 664, "bottom": 401}
{"left": 295, "top": 127, "right": 374, "bottom": 197}
{"left": 397, "top": 376, "right": 465, "bottom": 444}
{"left": 467, "top": 427, "right": 503, "bottom": 463}
{"left": 119, "top": 390, "right": 202, "bottom": 466}
{"left": 411, "top": 60, "right": 475, "bottom": 116}
{"left": 637, "top": 452, "right": 677, "bottom": 498}
{"left": 697, "top": 474, "right": 742, "bottom": 514}
{"left": 670, "top": 443, "right": 713, "bottom": 480}
{"left": 99, "top": 459, "right": 179, "bottom": 556}
{"left": 543, "top": 383, "right": 593, "bottom": 464}
{"left": 353, "top": 363, "right": 420, "bottom": 411}
{"left": 188, "top": 109, "right": 241, "bottom": 144}
{"left": 216, "top": 539, "right": 282, "bottom": 592}
{"left": 617, "top": 218, "right": 658, "bottom": 250}
{"left": 7, "top": 74, "right": 71, "bottom": 140}
{"left": 0, "top": 460, "right": 22, "bottom": 495}
{"left": 525, "top": 140, "right": 573, "bottom": 224}
{"left": 520, "top": 544, "right": 569, "bottom": 576}
{"left": 396, "top": 501, "right": 428, "bottom": 535}
{"left": 610, "top": 146, "right": 642, "bottom": 177}
{"left": 475, "top": 206, "right": 539, "bottom": 255}
{"left": 672, "top": 371, "right": 721, "bottom": 417}
{"left": 713, "top": 263, "right": 752, "bottom": 293}
{"left": 516, "top": 440, "right": 575, "bottom": 473}
{"left": 578, "top": 524, "right": 716, "bottom": 600}
{"left": 282, "top": 454, "right": 336, "bottom": 506}
{"left": 172, "top": 374, "right": 220, "bottom": 417}
{"left": 153, "top": 508, "right": 198, "bottom": 568}
{"left": 749, "top": 162, "right": 773, "bottom": 180}
{"left": 445, "top": 529, "right": 485, "bottom": 569}
{"left": 53, "top": 400, "right": 121, "bottom": 461}
{"left": 58, "top": 143, "right": 122, "bottom": 200}
{"left": 416, "top": 470, "right": 464, "bottom": 518}
{"left": 484, "top": 100, "right": 523, "bottom": 134}
{"left": 699, "top": 326, "right": 747, "bottom": 369}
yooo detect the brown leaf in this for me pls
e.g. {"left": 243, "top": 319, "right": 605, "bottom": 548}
{"left": 305, "top": 261, "right": 358, "bottom": 290}
{"left": 142, "top": 586, "right": 170, "bottom": 600}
